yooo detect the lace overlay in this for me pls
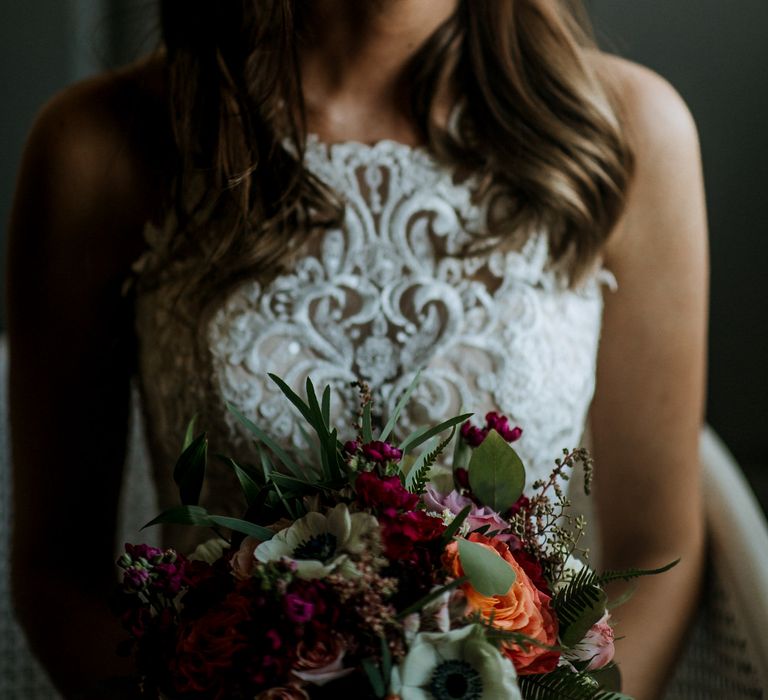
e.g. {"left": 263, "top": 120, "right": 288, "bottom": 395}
{"left": 134, "top": 137, "right": 613, "bottom": 547}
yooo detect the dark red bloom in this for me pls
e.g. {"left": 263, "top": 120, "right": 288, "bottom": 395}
{"left": 461, "top": 413, "right": 523, "bottom": 447}
{"left": 511, "top": 548, "right": 551, "bottom": 596}
{"left": 355, "top": 471, "right": 419, "bottom": 512}
{"left": 379, "top": 510, "right": 446, "bottom": 561}
{"left": 361, "top": 440, "right": 403, "bottom": 463}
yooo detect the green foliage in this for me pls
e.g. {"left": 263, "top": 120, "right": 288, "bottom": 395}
{"left": 439, "top": 505, "right": 472, "bottom": 545}
{"left": 217, "top": 456, "right": 262, "bottom": 507}
{"left": 379, "top": 370, "right": 421, "bottom": 442}
{"left": 361, "top": 658, "right": 386, "bottom": 699}
{"left": 519, "top": 667, "right": 631, "bottom": 700}
{"left": 400, "top": 413, "right": 473, "bottom": 455}
{"left": 361, "top": 401, "right": 374, "bottom": 442}
{"left": 397, "top": 576, "right": 469, "bottom": 619}
{"left": 468, "top": 430, "right": 526, "bottom": 513}
{"left": 173, "top": 433, "right": 207, "bottom": 506}
{"left": 553, "top": 566, "right": 608, "bottom": 648}
{"left": 142, "top": 505, "right": 275, "bottom": 542}
{"left": 405, "top": 428, "right": 457, "bottom": 492}
{"left": 457, "top": 537, "right": 516, "bottom": 597}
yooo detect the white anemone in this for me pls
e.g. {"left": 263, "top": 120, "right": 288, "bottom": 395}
{"left": 254, "top": 503, "right": 378, "bottom": 579}
{"left": 391, "top": 625, "right": 521, "bottom": 700}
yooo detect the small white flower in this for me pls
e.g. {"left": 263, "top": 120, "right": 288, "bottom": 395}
{"left": 254, "top": 503, "right": 379, "bottom": 579}
{"left": 391, "top": 625, "right": 521, "bottom": 700}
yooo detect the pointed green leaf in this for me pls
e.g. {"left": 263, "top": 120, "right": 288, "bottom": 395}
{"left": 397, "top": 576, "right": 469, "bottom": 619}
{"left": 321, "top": 386, "right": 331, "bottom": 428}
{"left": 182, "top": 415, "right": 198, "bottom": 451}
{"left": 400, "top": 413, "right": 473, "bottom": 454}
{"left": 173, "top": 433, "right": 207, "bottom": 505}
{"left": 379, "top": 370, "right": 421, "bottom": 442}
{"left": 218, "top": 456, "right": 261, "bottom": 507}
{"left": 361, "top": 658, "right": 385, "bottom": 699}
{"left": 468, "top": 430, "right": 525, "bottom": 512}
{"left": 268, "top": 374, "right": 315, "bottom": 426}
{"left": 457, "top": 537, "right": 516, "bottom": 597}
{"left": 305, "top": 377, "right": 327, "bottom": 437}
{"left": 207, "top": 516, "right": 274, "bottom": 541}
{"left": 440, "top": 505, "right": 472, "bottom": 545}
{"left": 142, "top": 505, "right": 212, "bottom": 530}
{"left": 227, "top": 404, "right": 304, "bottom": 478}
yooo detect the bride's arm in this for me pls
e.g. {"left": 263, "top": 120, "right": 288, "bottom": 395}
{"left": 7, "top": 65, "right": 167, "bottom": 698}
{"left": 591, "top": 59, "right": 708, "bottom": 699}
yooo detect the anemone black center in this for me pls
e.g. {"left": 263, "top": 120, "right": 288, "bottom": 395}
{"left": 429, "top": 659, "right": 483, "bottom": 700}
{"left": 292, "top": 533, "right": 337, "bottom": 562}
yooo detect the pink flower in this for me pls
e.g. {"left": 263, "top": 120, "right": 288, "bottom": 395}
{"left": 565, "top": 613, "right": 615, "bottom": 670}
{"left": 423, "top": 485, "right": 515, "bottom": 542}
{"left": 461, "top": 413, "right": 523, "bottom": 447}
{"left": 485, "top": 412, "right": 523, "bottom": 443}
{"left": 284, "top": 594, "right": 315, "bottom": 624}
{"left": 231, "top": 536, "right": 260, "bottom": 580}
{"left": 292, "top": 636, "right": 354, "bottom": 686}
{"left": 361, "top": 440, "right": 403, "bottom": 463}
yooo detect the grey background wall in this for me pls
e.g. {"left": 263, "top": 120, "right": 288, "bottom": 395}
{"left": 2, "top": 1, "right": 766, "bottom": 506}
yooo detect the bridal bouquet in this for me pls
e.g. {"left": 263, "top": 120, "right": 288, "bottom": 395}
{"left": 115, "top": 374, "right": 673, "bottom": 699}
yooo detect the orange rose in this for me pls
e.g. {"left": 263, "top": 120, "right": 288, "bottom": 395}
{"left": 443, "top": 533, "right": 559, "bottom": 674}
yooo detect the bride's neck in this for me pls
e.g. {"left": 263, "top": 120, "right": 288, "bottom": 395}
{"left": 299, "top": 0, "right": 458, "bottom": 143}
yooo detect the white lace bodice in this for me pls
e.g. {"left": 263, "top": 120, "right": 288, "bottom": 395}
{"left": 134, "top": 137, "right": 613, "bottom": 540}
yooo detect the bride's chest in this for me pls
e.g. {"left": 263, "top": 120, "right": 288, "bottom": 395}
{"left": 135, "top": 139, "right": 610, "bottom": 491}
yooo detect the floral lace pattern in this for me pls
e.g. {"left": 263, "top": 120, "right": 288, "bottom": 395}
{"left": 134, "top": 136, "right": 613, "bottom": 530}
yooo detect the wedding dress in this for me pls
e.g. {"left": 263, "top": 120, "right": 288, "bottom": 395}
{"left": 2, "top": 138, "right": 765, "bottom": 699}
{"left": 133, "top": 136, "right": 610, "bottom": 554}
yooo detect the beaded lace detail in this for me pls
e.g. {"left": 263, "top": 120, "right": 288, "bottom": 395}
{"left": 134, "top": 136, "right": 613, "bottom": 529}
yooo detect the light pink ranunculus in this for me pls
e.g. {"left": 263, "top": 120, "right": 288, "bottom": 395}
{"left": 566, "top": 613, "right": 615, "bottom": 670}
{"left": 230, "top": 536, "right": 260, "bottom": 580}
{"left": 423, "top": 485, "right": 514, "bottom": 542}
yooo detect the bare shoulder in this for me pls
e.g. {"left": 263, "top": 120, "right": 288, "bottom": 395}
{"left": 20, "top": 52, "right": 172, "bottom": 228}
{"left": 8, "top": 54, "right": 173, "bottom": 330}
{"left": 590, "top": 53, "right": 705, "bottom": 257}
{"left": 595, "top": 53, "right": 699, "bottom": 159}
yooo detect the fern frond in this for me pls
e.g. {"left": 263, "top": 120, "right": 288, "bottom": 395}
{"left": 406, "top": 428, "right": 456, "bottom": 494}
{"left": 519, "top": 667, "right": 631, "bottom": 700}
{"left": 552, "top": 566, "right": 606, "bottom": 647}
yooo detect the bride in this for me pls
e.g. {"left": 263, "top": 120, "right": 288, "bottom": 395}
{"left": 7, "top": 1, "right": 707, "bottom": 698}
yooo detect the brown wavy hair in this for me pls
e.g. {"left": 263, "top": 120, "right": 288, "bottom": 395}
{"left": 155, "top": 0, "right": 633, "bottom": 295}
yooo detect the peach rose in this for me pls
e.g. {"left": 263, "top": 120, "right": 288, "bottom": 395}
{"left": 443, "top": 533, "right": 559, "bottom": 674}
{"left": 230, "top": 536, "right": 260, "bottom": 580}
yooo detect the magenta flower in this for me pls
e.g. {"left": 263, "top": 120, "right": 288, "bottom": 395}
{"left": 461, "top": 413, "right": 523, "bottom": 447}
{"left": 284, "top": 594, "right": 316, "bottom": 624}
{"left": 361, "top": 440, "right": 403, "bottom": 463}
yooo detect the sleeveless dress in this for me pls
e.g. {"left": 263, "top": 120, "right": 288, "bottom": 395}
{"left": 133, "top": 136, "right": 613, "bottom": 552}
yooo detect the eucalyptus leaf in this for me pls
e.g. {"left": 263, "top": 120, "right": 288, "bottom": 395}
{"left": 173, "top": 433, "right": 207, "bottom": 506}
{"left": 457, "top": 537, "right": 516, "bottom": 597}
{"left": 468, "top": 430, "right": 525, "bottom": 512}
